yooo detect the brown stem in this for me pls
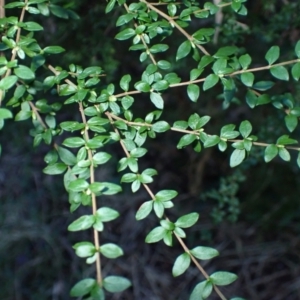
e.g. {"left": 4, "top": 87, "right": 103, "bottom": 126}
{"left": 48, "top": 64, "right": 102, "bottom": 285}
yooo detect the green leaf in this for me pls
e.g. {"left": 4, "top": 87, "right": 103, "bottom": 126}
{"left": 190, "top": 68, "right": 204, "bottom": 81}
{"left": 291, "top": 63, "right": 300, "bottom": 81}
{"left": 154, "top": 200, "right": 164, "bottom": 218}
{"left": 157, "top": 60, "right": 171, "bottom": 70}
{"left": 14, "top": 65, "right": 35, "bottom": 81}
{"left": 93, "top": 152, "right": 111, "bottom": 164}
{"left": 175, "top": 212, "right": 199, "bottom": 228}
{"left": 70, "top": 278, "right": 96, "bottom": 297}
{"left": 239, "top": 54, "right": 251, "bottom": 69}
{"left": 152, "top": 80, "right": 169, "bottom": 91}
{"left": 155, "top": 190, "right": 178, "bottom": 201}
{"left": 239, "top": 120, "right": 252, "bottom": 138}
{"left": 270, "top": 66, "right": 289, "bottom": 81}
{"left": 120, "top": 74, "right": 131, "bottom": 91}
{"left": 177, "top": 134, "right": 196, "bottom": 149}
{"left": 68, "top": 215, "right": 95, "bottom": 231}
{"left": 43, "top": 46, "right": 65, "bottom": 54}
{"left": 145, "top": 226, "right": 166, "bottom": 243}
{"left": 230, "top": 149, "right": 246, "bottom": 167}
{"left": 150, "top": 92, "right": 164, "bottom": 109}
{"left": 204, "top": 135, "right": 220, "bottom": 148}
{"left": 105, "top": 0, "right": 116, "bottom": 13}
{"left": 285, "top": 114, "right": 298, "bottom": 132}
{"left": 152, "top": 121, "right": 170, "bottom": 132}
{"left": 240, "top": 72, "right": 254, "bottom": 87}
{"left": 214, "top": 46, "right": 238, "bottom": 58}
{"left": 265, "top": 46, "right": 280, "bottom": 65}
{"left": 57, "top": 146, "right": 77, "bottom": 165}
{"left": 277, "top": 135, "right": 297, "bottom": 145}
{"left": 189, "top": 280, "right": 213, "bottom": 300}
{"left": 103, "top": 276, "right": 131, "bottom": 293}
{"left": 68, "top": 178, "right": 89, "bottom": 192}
{"left": 73, "top": 241, "right": 95, "bottom": 258}
{"left": 187, "top": 84, "right": 200, "bottom": 102}
{"left": 253, "top": 81, "right": 274, "bottom": 91}
{"left": 210, "top": 271, "right": 238, "bottom": 286}
{"left": 264, "top": 144, "right": 278, "bottom": 162}
{"left": 0, "top": 75, "right": 18, "bottom": 90}
{"left": 190, "top": 246, "right": 219, "bottom": 260}
{"left": 96, "top": 207, "right": 119, "bottom": 222}
{"left": 297, "top": 152, "right": 300, "bottom": 168}
{"left": 150, "top": 44, "right": 169, "bottom": 53}
{"left": 63, "top": 137, "right": 85, "bottom": 148}
{"left": 0, "top": 108, "right": 13, "bottom": 119}
{"left": 115, "top": 28, "right": 135, "bottom": 40}
{"left": 23, "top": 21, "right": 43, "bottom": 31}
{"left": 203, "top": 74, "right": 219, "bottom": 91}
{"left": 172, "top": 252, "right": 191, "bottom": 277}
{"left": 176, "top": 40, "right": 191, "bottom": 61}
{"left": 130, "top": 147, "right": 147, "bottom": 158}
{"left": 278, "top": 147, "right": 290, "bottom": 161}
{"left": 43, "top": 163, "right": 67, "bottom": 175}
{"left": 136, "top": 200, "right": 153, "bottom": 220}
{"left": 100, "top": 243, "right": 123, "bottom": 259}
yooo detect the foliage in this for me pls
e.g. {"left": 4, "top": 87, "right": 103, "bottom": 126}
{"left": 1, "top": 0, "right": 300, "bottom": 299}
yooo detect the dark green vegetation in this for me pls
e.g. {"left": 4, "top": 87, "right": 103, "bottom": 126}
{"left": 1, "top": 0, "right": 300, "bottom": 299}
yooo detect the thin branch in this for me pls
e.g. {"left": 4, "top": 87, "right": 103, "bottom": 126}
{"left": 141, "top": 0, "right": 210, "bottom": 56}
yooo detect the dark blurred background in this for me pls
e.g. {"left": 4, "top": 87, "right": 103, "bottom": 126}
{"left": 1, "top": 0, "right": 300, "bottom": 299}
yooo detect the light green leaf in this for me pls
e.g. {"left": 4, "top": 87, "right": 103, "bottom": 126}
{"left": 96, "top": 207, "right": 119, "bottom": 222}
{"left": 239, "top": 54, "right": 251, "bottom": 69}
{"left": 136, "top": 200, "right": 153, "bottom": 220}
{"left": 190, "top": 246, "right": 219, "bottom": 260}
{"left": 204, "top": 135, "right": 220, "bottom": 148}
{"left": 239, "top": 120, "right": 252, "bottom": 138}
{"left": 43, "top": 163, "right": 67, "bottom": 175}
{"left": 175, "top": 212, "right": 199, "bottom": 228}
{"left": 172, "top": 252, "right": 191, "bottom": 277}
{"left": 230, "top": 149, "right": 246, "bottom": 167}
{"left": 68, "top": 215, "right": 95, "bottom": 231}
{"left": 189, "top": 281, "right": 213, "bottom": 300}
{"left": 93, "top": 152, "right": 111, "bottom": 164}
{"left": 154, "top": 200, "right": 164, "bottom": 218}
{"left": 103, "top": 276, "right": 131, "bottom": 293}
{"left": 0, "top": 75, "right": 18, "bottom": 90}
{"left": 63, "top": 137, "right": 85, "bottom": 148}
{"left": 210, "top": 271, "right": 238, "bottom": 286}
{"left": 100, "top": 243, "right": 123, "bottom": 259}
{"left": 176, "top": 40, "right": 191, "bottom": 61}
{"left": 0, "top": 108, "right": 13, "bottom": 119}
{"left": 265, "top": 46, "right": 280, "bottom": 65}
{"left": 155, "top": 190, "right": 178, "bottom": 201}
{"left": 187, "top": 84, "right": 200, "bottom": 102}
{"left": 57, "top": 146, "right": 77, "bottom": 165}
{"left": 278, "top": 147, "right": 290, "bottom": 161}
{"left": 203, "top": 74, "right": 219, "bottom": 91}
{"left": 145, "top": 226, "right": 166, "bottom": 243}
{"left": 73, "top": 241, "right": 95, "bottom": 258}
{"left": 68, "top": 178, "right": 89, "bottom": 192}
{"left": 177, "top": 134, "right": 196, "bottom": 149}
{"left": 43, "top": 46, "right": 65, "bottom": 54}
{"left": 152, "top": 121, "right": 170, "bottom": 132}
{"left": 264, "top": 144, "right": 278, "bottom": 162}
{"left": 291, "top": 63, "right": 300, "bottom": 81}
{"left": 120, "top": 74, "right": 131, "bottom": 92}
{"left": 150, "top": 92, "right": 164, "bottom": 109}
{"left": 295, "top": 40, "right": 300, "bottom": 58}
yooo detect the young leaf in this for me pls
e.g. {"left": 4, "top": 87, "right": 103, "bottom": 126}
{"left": 103, "top": 276, "right": 131, "bottom": 293}
{"left": 265, "top": 46, "right": 280, "bottom": 65}
{"left": 230, "top": 149, "right": 246, "bottom": 167}
{"left": 210, "top": 271, "right": 238, "bottom": 286}
{"left": 172, "top": 252, "right": 191, "bottom": 277}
